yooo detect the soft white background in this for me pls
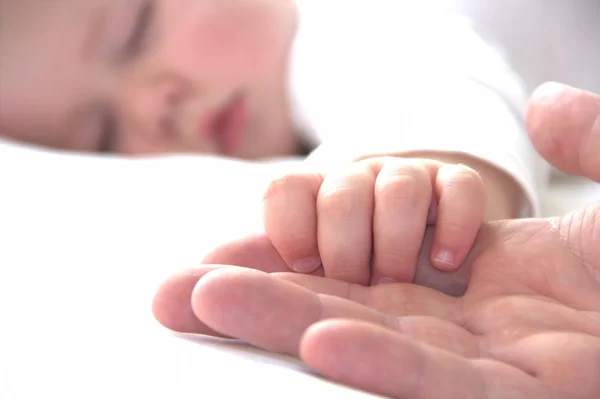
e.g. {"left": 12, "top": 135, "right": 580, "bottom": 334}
{"left": 0, "top": 140, "right": 598, "bottom": 398}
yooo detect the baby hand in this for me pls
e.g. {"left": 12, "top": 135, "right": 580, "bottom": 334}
{"left": 262, "top": 156, "right": 486, "bottom": 285}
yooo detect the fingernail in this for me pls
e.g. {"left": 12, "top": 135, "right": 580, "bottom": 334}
{"left": 292, "top": 257, "right": 321, "bottom": 273}
{"left": 434, "top": 250, "right": 456, "bottom": 266}
{"left": 377, "top": 277, "right": 397, "bottom": 285}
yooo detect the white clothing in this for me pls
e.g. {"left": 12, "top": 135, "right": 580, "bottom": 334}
{"left": 288, "top": 0, "right": 599, "bottom": 217}
{"left": 452, "top": 0, "right": 600, "bottom": 95}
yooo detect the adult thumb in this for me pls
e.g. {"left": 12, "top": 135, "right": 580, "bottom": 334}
{"left": 526, "top": 82, "right": 600, "bottom": 182}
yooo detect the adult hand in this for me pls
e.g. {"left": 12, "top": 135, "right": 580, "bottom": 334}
{"left": 153, "top": 83, "right": 600, "bottom": 398}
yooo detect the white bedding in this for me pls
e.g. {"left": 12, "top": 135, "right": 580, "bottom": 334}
{"left": 1, "top": 141, "right": 598, "bottom": 399}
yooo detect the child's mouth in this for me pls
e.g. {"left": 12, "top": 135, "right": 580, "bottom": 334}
{"left": 199, "top": 93, "right": 247, "bottom": 156}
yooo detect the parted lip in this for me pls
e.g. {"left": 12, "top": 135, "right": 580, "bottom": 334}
{"left": 197, "top": 92, "right": 246, "bottom": 155}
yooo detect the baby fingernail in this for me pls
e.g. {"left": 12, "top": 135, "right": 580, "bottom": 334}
{"left": 377, "top": 277, "right": 396, "bottom": 285}
{"left": 292, "top": 257, "right": 321, "bottom": 273}
{"left": 434, "top": 250, "right": 456, "bottom": 266}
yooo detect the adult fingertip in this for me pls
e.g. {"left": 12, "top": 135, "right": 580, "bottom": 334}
{"left": 301, "top": 320, "right": 407, "bottom": 398}
{"left": 299, "top": 320, "right": 355, "bottom": 373}
{"left": 530, "top": 81, "right": 572, "bottom": 102}
{"left": 189, "top": 268, "right": 256, "bottom": 324}
{"left": 191, "top": 267, "right": 319, "bottom": 355}
{"left": 151, "top": 269, "right": 213, "bottom": 334}
{"left": 528, "top": 81, "right": 575, "bottom": 119}
{"left": 526, "top": 82, "right": 600, "bottom": 179}
{"left": 526, "top": 82, "right": 569, "bottom": 140}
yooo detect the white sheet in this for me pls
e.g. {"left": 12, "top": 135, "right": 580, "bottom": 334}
{"left": 0, "top": 140, "right": 598, "bottom": 399}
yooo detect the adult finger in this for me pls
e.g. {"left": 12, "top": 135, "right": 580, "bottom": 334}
{"left": 153, "top": 264, "right": 461, "bottom": 347}
{"left": 190, "top": 268, "right": 460, "bottom": 356}
{"left": 152, "top": 266, "right": 234, "bottom": 336}
{"left": 154, "top": 233, "right": 318, "bottom": 335}
{"left": 300, "top": 320, "right": 549, "bottom": 399}
{"left": 494, "top": 332, "right": 600, "bottom": 399}
{"left": 204, "top": 223, "right": 473, "bottom": 300}
{"left": 262, "top": 172, "right": 324, "bottom": 273}
{"left": 527, "top": 82, "right": 600, "bottom": 181}
{"left": 277, "top": 272, "right": 459, "bottom": 321}
{"left": 390, "top": 316, "right": 480, "bottom": 357}
{"left": 191, "top": 268, "right": 388, "bottom": 355}
{"left": 155, "top": 225, "right": 470, "bottom": 336}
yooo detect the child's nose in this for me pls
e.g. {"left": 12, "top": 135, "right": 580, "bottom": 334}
{"left": 120, "top": 73, "right": 190, "bottom": 142}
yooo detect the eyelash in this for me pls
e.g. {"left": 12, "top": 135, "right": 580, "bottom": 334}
{"left": 124, "top": 0, "right": 155, "bottom": 58}
{"left": 99, "top": 1, "right": 155, "bottom": 151}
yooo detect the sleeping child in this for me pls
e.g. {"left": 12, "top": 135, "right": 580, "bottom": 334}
{"left": 0, "top": 0, "right": 547, "bottom": 278}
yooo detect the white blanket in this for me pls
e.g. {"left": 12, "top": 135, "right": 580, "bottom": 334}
{"left": 1, "top": 141, "right": 598, "bottom": 398}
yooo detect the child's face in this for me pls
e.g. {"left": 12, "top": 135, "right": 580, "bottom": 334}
{"left": 0, "top": 0, "right": 298, "bottom": 158}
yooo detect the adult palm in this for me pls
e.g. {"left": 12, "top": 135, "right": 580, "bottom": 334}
{"left": 154, "top": 83, "right": 600, "bottom": 398}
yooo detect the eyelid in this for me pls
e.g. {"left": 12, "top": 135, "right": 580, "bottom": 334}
{"left": 122, "top": 0, "right": 156, "bottom": 59}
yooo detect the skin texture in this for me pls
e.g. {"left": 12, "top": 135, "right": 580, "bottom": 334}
{"left": 0, "top": 0, "right": 523, "bottom": 223}
{"left": 153, "top": 82, "right": 600, "bottom": 398}
{"left": 0, "top": 0, "right": 297, "bottom": 158}
{"left": 262, "top": 157, "right": 487, "bottom": 283}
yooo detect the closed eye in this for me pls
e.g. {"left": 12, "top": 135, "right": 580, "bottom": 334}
{"left": 123, "top": 0, "right": 156, "bottom": 59}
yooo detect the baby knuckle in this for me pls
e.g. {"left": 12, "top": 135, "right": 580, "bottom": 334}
{"left": 444, "top": 164, "right": 484, "bottom": 188}
{"left": 317, "top": 185, "right": 357, "bottom": 218}
{"left": 376, "top": 162, "right": 430, "bottom": 197}
{"left": 317, "top": 166, "right": 374, "bottom": 217}
{"left": 263, "top": 173, "right": 305, "bottom": 201}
